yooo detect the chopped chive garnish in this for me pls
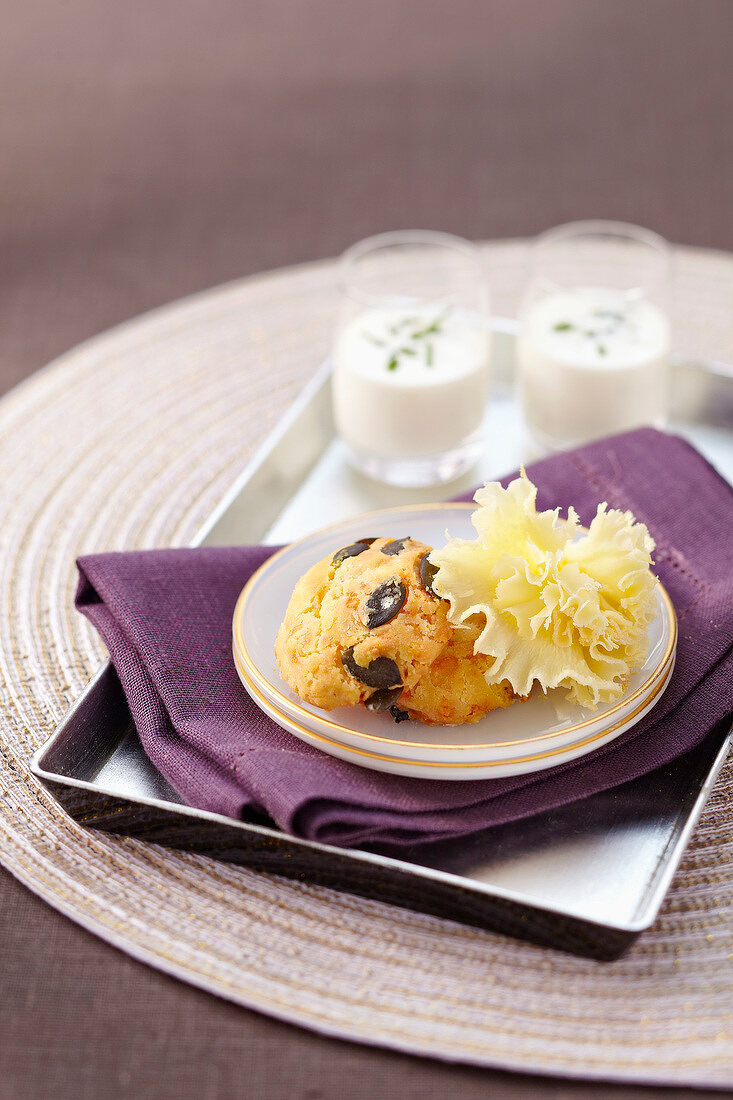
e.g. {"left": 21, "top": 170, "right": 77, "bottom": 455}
{"left": 553, "top": 321, "right": 573, "bottom": 332}
{"left": 597, "top": 344, "right": 607, "bottom": 356}
{"left": 371, "top": 308, "right": 451, "bottom": 372}
{"left": 411, "top": 306, "right": 450, "bottom": 340}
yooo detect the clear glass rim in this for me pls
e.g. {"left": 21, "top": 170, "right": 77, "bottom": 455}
{"left": 530, "top": 219, "right": 671, "bottom": 298}
{"left": 338, "top": 229, "right": 485, "bottom": 307}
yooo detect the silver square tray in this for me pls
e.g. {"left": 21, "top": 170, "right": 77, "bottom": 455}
{"left": 31, "top": 321, "right": 733, "bottom": 960}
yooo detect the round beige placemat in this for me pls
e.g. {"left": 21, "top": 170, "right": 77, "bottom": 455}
{"left": 1, "top": 241, "right": 733, "bottom": 1087}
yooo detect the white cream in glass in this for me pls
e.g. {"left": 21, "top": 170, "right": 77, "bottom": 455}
{"left": 332, "top": 231, "right": 490, "bottom": 486}
{"left": 517, "top": 222, "right": 671, "bottom": 451}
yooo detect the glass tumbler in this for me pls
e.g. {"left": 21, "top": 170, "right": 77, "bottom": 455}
{"left": 332, "top": 230, "right": 490, "bottom": 487}
{"left": 517, "top": 220, "right": 671, "bottom": 452}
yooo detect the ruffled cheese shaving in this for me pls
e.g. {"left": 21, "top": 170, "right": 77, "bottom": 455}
{"left": 430, "top": 473, "right": 657, "bottom": 708}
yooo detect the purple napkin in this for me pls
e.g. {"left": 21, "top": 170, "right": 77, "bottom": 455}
{"left": 76, "top": 428, "right": 733, "bottom": 849}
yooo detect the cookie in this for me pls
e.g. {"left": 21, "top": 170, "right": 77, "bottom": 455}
{"left": 274, "top": 536, "right": 516, "bottom": 725}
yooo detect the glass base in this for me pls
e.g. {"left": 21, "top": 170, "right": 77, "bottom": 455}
{"left": 342, "top": 432, "right": 484, "bottom": 488}
{"left": 527, "top": 414, "right": 667, "bottom": 455}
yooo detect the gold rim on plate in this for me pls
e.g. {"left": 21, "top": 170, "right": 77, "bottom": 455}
{"left": 234, "top": 652, "right": 676, "bottom": 770}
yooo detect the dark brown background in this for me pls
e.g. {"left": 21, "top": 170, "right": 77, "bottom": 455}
{"left": 2, "top": 1, "right": 732, "bottom": 1096}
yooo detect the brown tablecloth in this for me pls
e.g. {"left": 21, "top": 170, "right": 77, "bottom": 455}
{"left": 2, "top": 1, "right": 732, "bottom": 1096}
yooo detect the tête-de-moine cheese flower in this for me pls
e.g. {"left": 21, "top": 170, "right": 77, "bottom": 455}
{"left": 430, "top": 473, "right": 658, "bottom": 708}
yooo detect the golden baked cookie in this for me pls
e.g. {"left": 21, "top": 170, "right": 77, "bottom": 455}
{"left": 274, "top": 536, "right": 516, "bottom": 725}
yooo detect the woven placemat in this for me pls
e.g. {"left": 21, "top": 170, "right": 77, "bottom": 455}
{"left": 2, "top": 241, "right": 733, "bottom": 1088}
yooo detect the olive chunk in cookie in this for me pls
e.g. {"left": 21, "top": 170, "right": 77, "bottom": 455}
{"left": 274, "top": 536, "right": 516, "bottom": 725}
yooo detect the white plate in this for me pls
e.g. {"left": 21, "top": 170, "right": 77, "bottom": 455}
{"left": 233, "top": 504, "right": 677, "bottom": 779}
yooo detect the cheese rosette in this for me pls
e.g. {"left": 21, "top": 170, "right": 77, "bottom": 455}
{"left": 430, "top": 473, "right": 658, "bottom": 708}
